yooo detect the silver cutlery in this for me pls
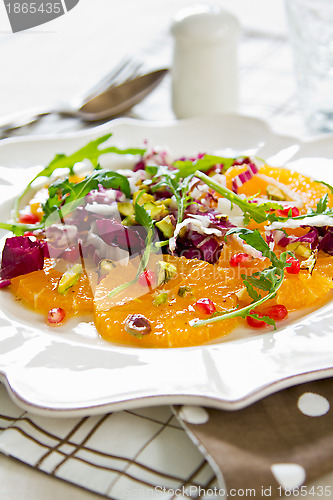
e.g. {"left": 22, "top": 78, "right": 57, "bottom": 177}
{"left": 0, "top": 67, "right": 168, "bottom": 137}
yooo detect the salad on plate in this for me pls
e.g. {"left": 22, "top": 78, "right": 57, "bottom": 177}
{"left": 1, "top": 133, "right": 333, "bottom": 348}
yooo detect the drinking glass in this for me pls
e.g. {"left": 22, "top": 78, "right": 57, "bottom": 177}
{"left": 285, "top": 0, "right": 333, "bottom": 133}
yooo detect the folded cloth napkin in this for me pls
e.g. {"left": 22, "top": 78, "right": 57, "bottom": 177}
{"left": 176, "top": 378, "right": 333, "bottom": 499}
{"left": 1, "top": 378, "right": 333, "bottom": 499}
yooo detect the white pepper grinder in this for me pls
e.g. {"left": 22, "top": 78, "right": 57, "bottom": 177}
{"left": 171, "top": 4, "right": 240, "bottom": 119}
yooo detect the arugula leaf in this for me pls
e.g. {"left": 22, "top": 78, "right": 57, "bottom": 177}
{"left": 108, "top": 200, "right": 156, "bottom": 299}
{"left": 312, "top": 193, "right": 328, "bottom": 214}
{"left": 246, "top": 311, "right": 276, "bottom": 328}
{"left": 315, "top": 180, "right": 333, "bottom": 194}
{"left": 146, "top": 165, "right": 194, "bottom": 224}
{"left": 42, "top": 169, "right": 131, "bottom": 221}
{"left": 226, "top": 228, "right": 282, "bottom": 267}
{"left": 14, "top": 134, "right": 145, "bottom": 219}
{"left": 241, "top": 275, "right": 262, "bottom": 302}
{"left": 173, "top": 154, "right": 236, "bottom": 178}
{"left": 0, "top": 221, "right": 43, "bottom": 236}
{"left": 145, "top": 154, "right": 240, "bottom": 226}
{"left": 192, "top": 229, "right": 291, "bottom": 328}
{"left": 194, "top": 171, "right": 283, "bottom": 224}
{"left": 195, "top": 170, "right": 333, "bottom": 226}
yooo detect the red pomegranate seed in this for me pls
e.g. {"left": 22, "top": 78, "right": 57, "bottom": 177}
{"left": 195, "top": 298, "right": 216, "bottom": 314}
{"left": 247, "top": 304, "right": 288, "bottom": 328}
{"left": 19, "top": 213, "right": 40, "bottom": 224}
{"left": 47, "top": 308, "right": 66, "bottom": 325}
{"left": 138, "top": 270, "right": 156, "bottom": 287}
{"left": 246, "top": 312, "right": 267, "bottom": 328}
{"left": 265, "top": 304, "right": 288, "bottom": 321}
{"left": 286, "top": 256, "right": 301, "bottom": 274}
{"left": 229, "top": 253, "right": 251, "bottom": 266}
{"left": 276, "top": 206, "right": 299, "bottom": 218}
{"left": 23, "top": 231, "right": 35, "bottom": 237}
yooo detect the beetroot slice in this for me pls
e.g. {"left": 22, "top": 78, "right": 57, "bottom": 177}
{"left": 1, "top": 236, "right": 45, "bottom": 279}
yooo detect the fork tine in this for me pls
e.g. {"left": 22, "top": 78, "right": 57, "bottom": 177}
{"left": 82, "top": 57, "right": 137, "bottom": 102}
{"left": 115, "top": 60, "right": 143, "bottom": 85}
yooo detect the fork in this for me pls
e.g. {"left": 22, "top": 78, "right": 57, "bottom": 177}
{"left": 81, "top": 57, "right": 143, "bottom": 103}
{"left": 0, "top": 57, "right": 144, "bottom": 135}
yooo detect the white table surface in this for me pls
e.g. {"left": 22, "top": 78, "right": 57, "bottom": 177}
{"left": 1, "top": 1, "right": 333, "bottom": 499}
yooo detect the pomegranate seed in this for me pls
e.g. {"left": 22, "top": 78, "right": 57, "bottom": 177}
{"left": 246, "top": 312, "right": 267, "bottom": 328}
{"left": 265, "top": 304, "right": 288, "bottom": 321}
{"left": 229, "top": 253, "right": 251, "bottom": 266}
{"left": 276, "top": 206, "right": 299, "bottom": 218}
{"left": 63, "top": 245, "right": 80, "bottom": 262}
{"left": 195, "top": 298, "right": 216, "bottom": 314}
{"left": 138, "top": 270, "right": 156, "bottom": 287}
{"left": 286, "top": 256, "right": 301, "bottom": 274}
{"left": 47, "top": 308, "right": 66, "bottom": 325}
{"left": 19, "top": 213, "right": 40, "bottom": 224}
{"left": 23, "top": 231, "right": 35, "bottom": 237}
{"left": 247, "top": 304, "right": 288, "bottom": 328}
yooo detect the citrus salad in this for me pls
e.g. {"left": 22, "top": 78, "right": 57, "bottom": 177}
{"left": 1, "top": 134, "right": 333, "bottom": 348}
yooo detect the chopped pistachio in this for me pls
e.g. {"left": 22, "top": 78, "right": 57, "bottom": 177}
{"left": 156, "top": 261, "right": 178, "bottom": 286}
{"left": 177, "top": 285, "right": 192, "bottom": 298}
{"left": 296, "top": 244, "right": 312, "bottom": 258}
{"left": 179, "top": 226, "right": 187, "bottom": 238}
{"left": 133, "top": 190, "right": 155, "bottom": 205}
{"left": 267, "top": 184, "right": 286, "bottom": 201}
{"left": 58, "top": 263, "right": 83, "bottom": 294}
{"left": 118, "top": 201, "right": 134, "bottom": 216}
{"left": 143, "top": 201, "right": 166, "bottom": 220}
{"left": 153, "top": 292, "right": 168, "bottom": 306}
{"left": 98, "top": 259, "right": 117, "bottom": 277}
{"left": 286, "top": 242, "right": 300, "bottom": 253}
{"left": 287, "top": 242, "right": 312, "bottom": 258}
{"left": 124, "top": 314, "right": 151, "bottom": 337}
{"left": 235, "top": 286, "right": 248, "bottom": 301}
{"left": 121, "top": 214, "right": 136, "bottom": 226}
{"left": 155, "top": 215, "right": 175, "bottom": 238}
{"left": 156, "top": 198, "right": 172, "bottom": 207}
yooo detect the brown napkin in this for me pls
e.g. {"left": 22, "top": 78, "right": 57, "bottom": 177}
{"left": 175, "top": 378, "right": 333, "bottom": 499}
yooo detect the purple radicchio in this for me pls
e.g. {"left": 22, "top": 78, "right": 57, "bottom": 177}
{"left": 172, "top": 212, "right": 235, "bottom": 264}
{"left": 175, "top": 231, "right": 221, "bottom": 264}
{"left": 271, "top": 226, "right": 333, "bottom": 256}
{"left": 276, "top": 228, "right": 319, "bottom": 248}
{"left": 95, "top": 218, "right": 145, "bottom": 255}
{"left": 232, "top": 159, "right": 259, "bottom": 194}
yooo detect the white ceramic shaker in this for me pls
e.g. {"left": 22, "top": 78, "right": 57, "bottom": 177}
{"left": 171, "top": 4, "right": 240, "bottom": 119}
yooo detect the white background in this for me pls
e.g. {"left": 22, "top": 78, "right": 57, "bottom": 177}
{"left": 0, "top": 0, "right": 287, "bottom": 118}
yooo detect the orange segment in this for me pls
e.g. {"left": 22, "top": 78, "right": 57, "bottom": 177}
{"left": 225, "top": 164, "right": 333, "bottom": 212}
{"left": 94, "top": 256, "right": 239, "bottom": 348}
{"left": 11, "top": 259, "right": 94, "bottom": 316}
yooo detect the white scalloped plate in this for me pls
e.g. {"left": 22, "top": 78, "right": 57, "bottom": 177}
{"left": 1, "top": 114, "right": 333, "bottom": 417}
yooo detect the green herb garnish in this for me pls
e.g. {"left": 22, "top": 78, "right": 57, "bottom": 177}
{"left": 192, "top": 228, "right": 292, "bottom": 328}
{"left": 42, "top": 168, "right": 131, "bottom": 222}
{"left": 108, "top": 193, "right": 156, "bottom": 299}
{"left": 13, "top": 134, "right": 145, "bottom": 219}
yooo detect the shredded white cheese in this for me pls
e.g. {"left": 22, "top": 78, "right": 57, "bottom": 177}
{"left": 216, "top": 198, "right": 244, "bottom": 227}
{"left": 169, "top": 214, "right": 222, "bottom": 252}
{"left": 268, "top": 214, "right": 333, "bottom": 231}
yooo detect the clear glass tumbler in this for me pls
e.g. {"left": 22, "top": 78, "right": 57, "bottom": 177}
{"left": 285, "top": 0, "right": 333, "bottom": 133}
